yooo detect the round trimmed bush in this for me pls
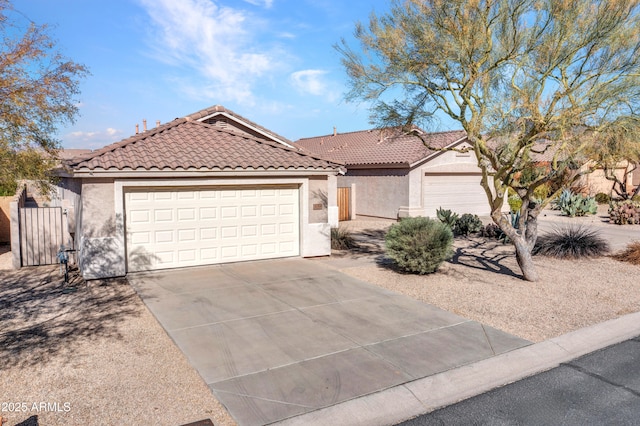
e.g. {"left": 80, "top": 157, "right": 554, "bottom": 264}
{"left": 385, "top": 217, "right": 454, "bottom": 274}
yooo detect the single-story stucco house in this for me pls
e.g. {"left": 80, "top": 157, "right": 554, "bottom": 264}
{"left": 57, "top": 105, "right": 344, "bottom": 280}
{"left": 295, "top": 128, "right": 498, "bottom": 219}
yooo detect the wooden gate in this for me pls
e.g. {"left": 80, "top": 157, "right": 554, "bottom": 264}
{"left": 19, "top": 207, "right": 64, "bottom": 266}
{"left": 338, "top": 187, "right": 351, "bottom": 221}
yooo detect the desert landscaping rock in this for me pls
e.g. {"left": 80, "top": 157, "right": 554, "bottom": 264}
{"left": 0, "top": 266, "right": 236, "bottom": 426}
{"left": 329, "top": 215, "right": 640, "bottom": 343}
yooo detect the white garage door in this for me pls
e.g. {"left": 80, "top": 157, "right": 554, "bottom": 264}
{"left": 125, "top": 186, "right": 300, "bottom": 272}
{"left": 423, "top": 174, "right": 490, "bottom": 217}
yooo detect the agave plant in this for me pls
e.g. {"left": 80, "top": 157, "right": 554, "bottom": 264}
{"left": 551, "top": 189, "right": 597, "bottom": 217}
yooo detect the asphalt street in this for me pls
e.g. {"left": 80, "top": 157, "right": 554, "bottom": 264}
{"left": 398, "top": 336, "right": 640, "bottom": 426}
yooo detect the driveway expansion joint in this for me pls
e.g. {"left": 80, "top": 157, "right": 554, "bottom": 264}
{"left": 209, "top": 389, "right": 317, "bottom": 409}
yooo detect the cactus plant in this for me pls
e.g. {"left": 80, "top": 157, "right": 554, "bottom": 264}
{"left": 454, "top": 213, "right": 483, "bottom": 235}
{"left": 609, "top": 200, "right": 640, "bottom": 225}
{"left": 436, "top": 207, "right": 459, "bottom": 229}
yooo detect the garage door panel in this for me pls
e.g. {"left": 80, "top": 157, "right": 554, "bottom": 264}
{"left": 200, "top": 228, "right": 217, "bottom": 240}
{"left": 242, "top": 225, "right": 258, "bottom": 237}
{"left": 131, "top": 232, "right": 150, "bottom": 244}
{"left": 125, "top": 186, "right": 300, "bottom": 272}
{"left": 177, "top": 208, "right": 196, "bottom": 221}
{"left": 154, "top": 209, "right": 173, "bottom": 222}
{"left": 423, "top": 175, "right": 490, "bottom": 217}
{"left": 200, "top": 207, "right": 217, "bottom": 220}
{"left": 153, "top": 192, "right": 172, "bottom": 201}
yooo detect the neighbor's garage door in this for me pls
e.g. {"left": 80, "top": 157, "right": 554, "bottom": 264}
{"left": 125, "top": 186, "right": 300, "bottom": 272}
{"left": 423, "top": 174, "right": 490, "bottom": 217}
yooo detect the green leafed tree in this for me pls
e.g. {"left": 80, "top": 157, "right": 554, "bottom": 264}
{"left": 0, "top": 0, "right": 88, "bottom": 194}
{"left": 338, "top": 0, "right": 640, "bottom": 281}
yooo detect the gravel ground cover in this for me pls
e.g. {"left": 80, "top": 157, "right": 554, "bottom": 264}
{"left": 333, "top": 215, "right": 640, "bottom": 343}
{"left": 0, "top": 265, "right": 236, "bottom": 426}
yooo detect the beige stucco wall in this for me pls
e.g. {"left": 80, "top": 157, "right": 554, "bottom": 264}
{"left": 78, "top": 178, "right": 124, "bottom": 279}
{"left": 0, "top": 196, "right": 12, "bottom": 244}
{"left": 339, "top": 169, "right": 410, "bottom": 219}
{"left": 308, "top": 176, "right": 329, "bottom": 224}
{"left": 582, "top": 167, "right": 633, "bottom": 196}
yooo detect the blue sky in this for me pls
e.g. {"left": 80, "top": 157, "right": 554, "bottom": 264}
{"left": 13, "top": 0, "right": 417, "bottom": 149}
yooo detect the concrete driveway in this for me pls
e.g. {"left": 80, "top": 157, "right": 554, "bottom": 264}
{"left": 128, "top": 258, "right": 529, "bottom": 426}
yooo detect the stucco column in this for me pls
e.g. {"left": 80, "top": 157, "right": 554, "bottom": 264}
{"left": 10, "top": 201, "right": 20, "bottom": 268}
{"left": 327, "top": 174, "right": 339, "bottom": 227}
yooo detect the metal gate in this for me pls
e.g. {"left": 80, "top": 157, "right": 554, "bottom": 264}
{"left": 19, "top": 207, "right": 64, "bottom": 266}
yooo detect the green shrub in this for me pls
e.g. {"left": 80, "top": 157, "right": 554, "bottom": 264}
{"left": 595, "top": 192, "right": 611, "bottom": 204}
{"left": 508, "top": 194, "right": 522, "bottom": 213}
{"left": 385, "top": 217, "right": 453, "bottom": 274}
{"left": 331, "top": 227, "right": 356, "bottom": 250}
{"left": 480, "top": 223, "right": 502, "bottom": 239}
{"left": 532, "top": 183, "right": 551, "bottom": 202}
{"left": 551, "top": 189, "right": 597, "bottom": 217}
{"left": 609, "top": 200, "right": 640, "bottom": 225}
{"left": 533, "top": 225, "right": 609, "bottom": 258}
{"left": 454, "top": 213, "right": 483, "bottom": 236}
{"left": 0, "top": 182, "right": 17, "bottom": 197}
{"left": 436, "top": 207, "right": 459, "bottom": 229}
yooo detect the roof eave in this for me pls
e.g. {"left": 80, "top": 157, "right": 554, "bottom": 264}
{"left": 195, "top": 111, "right": 295, "bottom": 148}
{"left": 408, "top": 135, "right": 470, "bottom": 168}
{"left": 68, "top": 167, "right": 343, "bottom": 179}
{"left": 344, "top": 162, "right": 410, "bottom": 169}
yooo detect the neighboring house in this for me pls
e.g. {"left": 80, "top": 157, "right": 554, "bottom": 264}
{"left": 296, "top": 128, "right": 498, "bottom": 219}
{"left": 580, "top": 161, "right": 637, "bottom": 196}
{"left": 57, "top": 106, "right": 343, "bottom": 280}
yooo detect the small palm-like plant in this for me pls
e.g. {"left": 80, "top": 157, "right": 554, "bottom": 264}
{"left": 533, "top": 225, "right": 609, "bottom": 259}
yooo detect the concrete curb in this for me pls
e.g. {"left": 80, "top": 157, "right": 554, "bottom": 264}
{"left": 272, "top": 310, "right": 640, "bottom": 426}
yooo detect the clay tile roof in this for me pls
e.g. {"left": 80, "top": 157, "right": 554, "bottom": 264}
{"left": 295, "top": 128, "right": 467, "bottom": 167}
{"left": 186, "top": 104, "right": 294, "bottom": 146}
{"left": 57, "top": 149, "right": 93, "bottom": 160}
{"left": 67, "top": 119, "right": 342, "bottom": 172}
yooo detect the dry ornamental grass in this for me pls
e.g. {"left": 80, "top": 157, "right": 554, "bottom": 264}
{"left": 612, "top": 241, "right": 640, "bottom": 265}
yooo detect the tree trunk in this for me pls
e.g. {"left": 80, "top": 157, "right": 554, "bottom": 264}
{"left": 492, "top": 203, "right": 541, "bottom": 282}
{"left": 513, "top": 236, "right": 539, "bottom": 281}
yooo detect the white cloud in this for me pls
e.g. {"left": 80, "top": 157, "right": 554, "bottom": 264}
{"left": 277, "top": 31, "right": 296, "bottom": 39}
{"left": 138, "top": 0, "right": 281, "bottom": 105}
{"left": 243, "top": 0, "right": 274, "bottom": 7}
{"left": 291, "top": 70, "right": 328, "bottom": 95}
{"left": 290, "top": 69, "right": 340, "bottom": 102}
{"left": 64, "top": 128, "right": 125, "bottom": 149}
{"left": 69, "top": 131, "right": 97, "bottom": 139}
